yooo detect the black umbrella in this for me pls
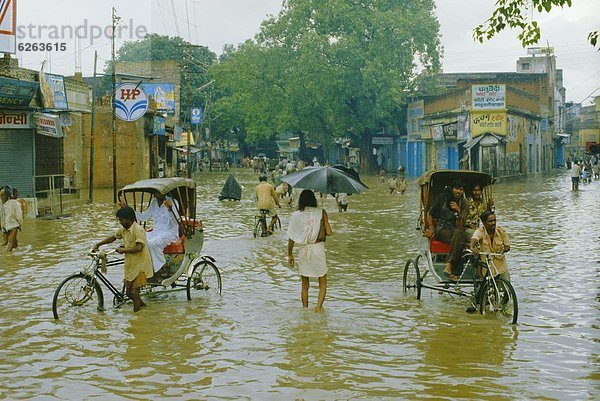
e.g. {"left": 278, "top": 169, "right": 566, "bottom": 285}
{"left": 332, "top": 165, "right": 367, "bottom": 187}
{"left": 281, "top": 166, "right": 368, "bottom": 194}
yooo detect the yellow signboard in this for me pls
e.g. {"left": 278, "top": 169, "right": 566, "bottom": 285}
{"left": 471, "top": 111, "right": 507, "bottom": 137}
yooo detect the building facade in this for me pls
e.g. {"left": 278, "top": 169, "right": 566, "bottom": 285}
{"left": 0, "top": 55, "right": 91, "bottom": 216}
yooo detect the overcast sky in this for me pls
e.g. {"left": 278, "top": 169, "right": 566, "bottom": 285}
{"left": 15, "top": 0, "right": 600, "bottom": 105}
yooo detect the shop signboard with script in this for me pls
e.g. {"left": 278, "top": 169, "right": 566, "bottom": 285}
{"left": 34, "top": 112, "right": 63, "bottom": 138}
{"left": 472, "top": 84, "right": 505, "bottom": 110}
{"left": 0, "top": 111, "right": 31, "bottom": 129}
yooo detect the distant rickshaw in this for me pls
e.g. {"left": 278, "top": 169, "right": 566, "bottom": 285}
{"left": 52, "top": 177, "right": 222, "bottom": 320}
{"left": 403, "top": 169, "right": 518, "bottom": 324}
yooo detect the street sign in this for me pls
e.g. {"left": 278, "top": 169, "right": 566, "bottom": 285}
{"left": 191, "top": 107, "right": 202, "bottom": 125}
{"left": 115, "top": 83, "right": 148, "bottom": 122}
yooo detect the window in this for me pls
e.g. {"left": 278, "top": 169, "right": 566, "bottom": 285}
{"left": 521, "top": 63, "right": 530, "bottom": 70}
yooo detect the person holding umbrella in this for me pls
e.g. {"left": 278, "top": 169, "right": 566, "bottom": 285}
{"left": 287, "top": 190, "right": 332, "bottom": 312}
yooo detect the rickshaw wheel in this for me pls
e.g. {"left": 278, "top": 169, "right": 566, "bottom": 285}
{"left": 479, "top": 277, "right": 518, "bottom": 324}
{"left": 52, "top": 273, "right": 104, "bottom": 320}
{"left": 187, "top": 260, "right": 222, "bottom": 300}
{"left": 403, "top": 257, "right": 422, "bottom": 300}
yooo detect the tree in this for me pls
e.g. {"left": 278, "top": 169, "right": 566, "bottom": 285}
{"left": 474, "top": 0, "right": 599, "bottom": 48}
{"left": 210, "top": 0, "right": 442, "bottom": 170}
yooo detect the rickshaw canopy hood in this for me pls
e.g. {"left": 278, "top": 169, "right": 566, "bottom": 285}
{"left": 417, "top": 169, "right": 494, "bottom": 234}
{"left": 119, "top": 177, "right": 196, "bottom": 195}
{"left": 417, "top": 170, "right": 494, "bottom": 189}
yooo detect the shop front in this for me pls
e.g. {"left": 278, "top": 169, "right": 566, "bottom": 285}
{"left": 0, "top": 77, "right": 39, "bottom": 202}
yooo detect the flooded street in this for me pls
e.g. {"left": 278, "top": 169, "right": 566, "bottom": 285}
{"left": 1, "top": 169, "right": 598, "bottom": 400}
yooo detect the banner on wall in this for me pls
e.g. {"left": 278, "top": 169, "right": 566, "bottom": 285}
{"left": 431, "top": 124, "right": 443, "bottom": 141}
{"left": 39, "top": 72, "right": 68, "bottom": 110}
{"left": 472, "top": 84, "right": 505, "bottom": 110}
{"left": 471, "top": 111, "right": 507, "bottom": 137}
{"left": 0, "top": 111, "right": 31, "bottom": 128}
{"left": 457, "top": 115, "right": 469, "bottom": 141}
{"left": 142, "top": 83, "right": 175, "bottom": 114}
{"left": 442, "top": 122, "right": 458, "bottom": 142}
{"left": 34, "top": 112, "right": 63, "bottom": 138}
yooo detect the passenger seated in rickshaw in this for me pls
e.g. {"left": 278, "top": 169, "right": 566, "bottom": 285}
{"left": 465, "top": 184, "right": 494, "bottom": 239}
{"left": 425, "top": 181, "right": 468, "bottom": 281}
{"left": 126, "top": 189, "right": 180, "bottom": 278}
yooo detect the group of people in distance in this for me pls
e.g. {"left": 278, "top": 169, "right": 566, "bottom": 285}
{"left": 425, "top": 181, "right": 510, "bottom": 292}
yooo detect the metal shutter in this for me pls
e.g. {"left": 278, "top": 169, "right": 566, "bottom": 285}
{"left": 0, "top": 129, "right": 34, "bottom": 197}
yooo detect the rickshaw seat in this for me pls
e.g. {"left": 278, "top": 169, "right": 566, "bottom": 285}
{"left": 430, "top": 239, "right": 450, "bottom": 254}
{"left": 163, "top": 236, "right": 186, "bottom": 254}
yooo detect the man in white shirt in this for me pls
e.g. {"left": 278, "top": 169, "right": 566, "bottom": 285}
{"left": 570, "top": 162, "right": 580, "bottom": 191}
{"left": 124, "top": 190, "right": 180, "bottom": 277}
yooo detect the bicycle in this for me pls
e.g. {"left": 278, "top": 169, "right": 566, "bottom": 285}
{"left": 253, "top": 209, "right": 281, "bottom": 237}
{"left": 52, "top": 249, "right": 222, "bottom": 320}
{"left": 466, "top": 250, "right": 518, "bottom": 324}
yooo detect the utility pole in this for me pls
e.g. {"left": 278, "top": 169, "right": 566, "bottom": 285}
{"left": 185, "top": 48, "right": 192, "bottom": 178}
{"left": 111, "top": 7, "right": 119, "bottom": 203}
{"left": 88, "top": 50, "right": 97, "bottom": 202}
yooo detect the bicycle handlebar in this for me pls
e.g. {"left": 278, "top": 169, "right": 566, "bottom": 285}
{"left": 465, "top": 248, "right": 504, "bottom": 257}
{"left": 88, "top": 249, "right": 116, "bottom": 258}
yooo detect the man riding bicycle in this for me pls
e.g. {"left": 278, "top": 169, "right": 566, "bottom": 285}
{"left": 255, "top": 175, "right": 281, "bottom": 233}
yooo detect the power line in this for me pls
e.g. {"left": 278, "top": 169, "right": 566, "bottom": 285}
{"left": 170, "top": 0, "right": 181, "bottom": 37}
{"left": 184, "top": 0, "right": 193, "bottom": 43}
{"left": 192, "top": 0, "right": 198, "bottom": 43}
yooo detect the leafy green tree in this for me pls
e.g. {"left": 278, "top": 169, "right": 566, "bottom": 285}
{"left": 474, "top": 0, "right": 598, "bottom": 48}
{"left": 210, "top": 0, "right": 442, "bottom": 170}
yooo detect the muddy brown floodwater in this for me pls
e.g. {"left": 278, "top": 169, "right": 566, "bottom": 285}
{"left": 0, "top": 169, "right": 598, "bottom": 400}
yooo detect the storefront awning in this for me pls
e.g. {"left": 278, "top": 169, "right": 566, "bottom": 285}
{"left": 174, "top": 146, "right": 202, "bottom": 154}
{"left": 464, "top": 133, "right": 506, "bottom": 149}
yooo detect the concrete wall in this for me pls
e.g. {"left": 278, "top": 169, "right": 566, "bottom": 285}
{"left": 81, "top": 105, "right": 150, "bottom": 191}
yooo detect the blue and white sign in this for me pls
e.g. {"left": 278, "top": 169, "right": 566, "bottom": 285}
{"left": 191, "top": 107, "right": 202, "bottom": 125}
{"left": 142, "top": 83, "right": 175, "bottom": 114}
{"left": 39, "top": 73, "right": 68, "bottom": 110}
{"left": 115, "top": 83, "right": 148, "bottom": 122}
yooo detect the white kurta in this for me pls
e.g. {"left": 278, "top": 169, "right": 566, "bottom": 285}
{"left": 287, "top": 207, "right": 327, "bottom": 278}
{"left": 135, "top": 197, "right": 180, "bottom": 270}
{"left": 1, "top": 199, "right": 23, "bottom": 232}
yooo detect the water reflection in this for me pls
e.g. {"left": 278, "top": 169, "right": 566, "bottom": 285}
{"left": 0, "top": 170, "right": 598, "bottom": 399}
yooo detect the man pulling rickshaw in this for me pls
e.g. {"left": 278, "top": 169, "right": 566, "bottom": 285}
{"left": 404, "top": 169, "right": 518, "bottom": 324}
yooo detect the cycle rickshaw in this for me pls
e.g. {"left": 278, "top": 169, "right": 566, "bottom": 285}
{"left": 402, "top": 170, "right": 518, "bottom": 324}
{"left": 52, "top": 177, "right": 222, "bottom": 319}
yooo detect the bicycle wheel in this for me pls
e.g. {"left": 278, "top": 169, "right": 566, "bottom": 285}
{"left": 479, "top": 277, "right": 518, "bottom": 324}
{"left": 261, "top": 218, "right": 268, "bottom": 237}
{"left": 253, "top": 218, "right": 261, "bottom": 238}
{"left": 187, "top": 260, "right": 222, "bottom": 300}
{"left": 52, "top": 273, "right": 104, "bottom": 320}
{"left": 275, "top": 215, "right": 282, "bottom": 231}
{"left": 402, "top": 257, "right": 422, "bottom": 300}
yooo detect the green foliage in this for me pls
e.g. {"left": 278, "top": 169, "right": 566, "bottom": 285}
{"left": 210, "top": 0, "right": 442, "bottom": 149}
{"left": 474, "top": 0, "right": 597, "bottom": 49}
